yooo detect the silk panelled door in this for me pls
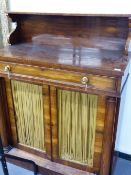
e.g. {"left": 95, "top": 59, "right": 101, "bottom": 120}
{"left": 58, "top": 89, "right": 98, "bottom": 166}
{"left": 11, "top": 80, "right": 45, "bottom": 151}
{"left": 11, "top": 80, "right": 98, "bottom": 165}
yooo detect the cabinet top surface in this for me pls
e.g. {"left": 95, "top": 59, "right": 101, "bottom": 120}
{"left": 0, "top": 41, "right": 129, "bottom": 77}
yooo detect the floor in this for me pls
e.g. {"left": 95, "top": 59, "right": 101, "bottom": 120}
{"left": 0, "top": 158, "right": 131, "bottom": 175}
{"left": 0, "top": 162, "right": 38, "bottom": 175}
{"left": 112, "top": 158, "right": 131, "bottom": 175}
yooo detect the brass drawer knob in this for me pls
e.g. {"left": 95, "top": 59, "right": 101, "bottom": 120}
{"left": 4, "top": 65, "right": 11, "bottom": 72}
{"left": 81, "top": 76, "right": 89, "bottom": 85}
{"left": 4, "top": 65, "right": 11, "bottom": 79}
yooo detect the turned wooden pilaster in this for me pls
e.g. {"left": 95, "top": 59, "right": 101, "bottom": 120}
{"left": 0, "top": 78, "right": 11, "bottom": 151}
{"left": 100, "top": 97, "right": 118, "bottom": 175}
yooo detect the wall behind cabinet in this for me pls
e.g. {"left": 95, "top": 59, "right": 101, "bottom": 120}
{"left": 115, "top": 59, "right": 131, "bottom": 155}
{"left": 9, "top": 0, "right": 131, "bottom": 14}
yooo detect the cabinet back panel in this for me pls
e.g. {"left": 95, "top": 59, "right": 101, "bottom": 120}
{"left": 9, "top": 14, "right": 128, "bottom": 52}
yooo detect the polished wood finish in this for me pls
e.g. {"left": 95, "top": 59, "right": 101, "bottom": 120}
{"left": 7, "top": 11, "right": 131, "bottom": 17}
{"left": 0, "top": 44, "right": 128, "bottom": 77}
{"left": 4, "top": 78, "right": 18, "bottom": 145}
{"left": 100, "top": 97, "right": 117, "bottom": 175}
{"left": 8, "top": 148, "right": 95, "bottom": 175}
{"left": 0, "top": 14, "right": 129, "bottom": 78}
{"left": 43, "top": 85, "right": 52, "bottom": 159}
{"left": 0, "top": 61, "right": 121, "bottom": 97}
{"left": 50, "top": 86, "right": 59, "bottom": 160}
{"left": 0, "top": 78, "right": 11, "bottom": 148}
{"left": 0, "top": 12, "right": 130, "bottom": 175}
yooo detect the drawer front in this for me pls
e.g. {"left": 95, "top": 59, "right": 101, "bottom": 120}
{"left": 0, "top": 62, "right": 117, "bottom": 94}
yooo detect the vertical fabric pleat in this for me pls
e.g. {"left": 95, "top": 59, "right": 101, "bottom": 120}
{"left": 11, "top": 80, "right": 45, "bottom": 151}
{"left": 58, "top": 89, "right": 98, "bottom": 166}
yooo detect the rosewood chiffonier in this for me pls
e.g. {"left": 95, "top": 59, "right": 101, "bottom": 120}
{"left": 0, "top": 12, "right": 131, "bottom": 175}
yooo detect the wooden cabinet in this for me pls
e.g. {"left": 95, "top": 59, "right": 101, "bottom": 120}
{"left": 0, "top": 66, "right": 121, "bottom": 175}
{"left": 0, "top": 12, "right": 130, "bottom": 175}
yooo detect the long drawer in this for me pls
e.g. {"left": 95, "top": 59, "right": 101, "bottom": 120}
{"left": 0, "top": 62, "right": 120, "bottom": 96}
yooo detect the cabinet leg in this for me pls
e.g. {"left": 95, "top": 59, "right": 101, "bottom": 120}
{"left": 1, "top": 157, "right": 9, "bottom": 175}
{"left": 0, "top": 136, "right": 9, "bottom": 175}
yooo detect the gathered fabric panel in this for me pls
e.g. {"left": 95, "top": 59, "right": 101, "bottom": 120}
{"left": 58, "top": 90, "right": 98, "bottom": 166}
{"left": 11, "top": 80, "right": 45, "bottom": 151}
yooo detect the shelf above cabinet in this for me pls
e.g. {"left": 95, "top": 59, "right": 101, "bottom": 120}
{"left": 7, "top": 11, "right": 131, "bottom": 17}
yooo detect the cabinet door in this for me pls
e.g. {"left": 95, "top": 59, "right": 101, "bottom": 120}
{"left": 5, "top": 79, "right": 51, "bottom": 159}
{"left": 50, "top": 86, "right": 113, "bottom": 174}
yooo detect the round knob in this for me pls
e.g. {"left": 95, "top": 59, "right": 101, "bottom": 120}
{"left": 81, "top": 76, "right": 89, "bottom": 85}
{"left": 4, "top": 65, "right": 11, "bottom": 72}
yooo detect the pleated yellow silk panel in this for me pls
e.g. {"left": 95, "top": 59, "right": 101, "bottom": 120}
{"left": 58, "top": 90, "right": 98, "bottom": 166}
{"left": 11, "top": 80, "right": 45, "bottom": 151}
